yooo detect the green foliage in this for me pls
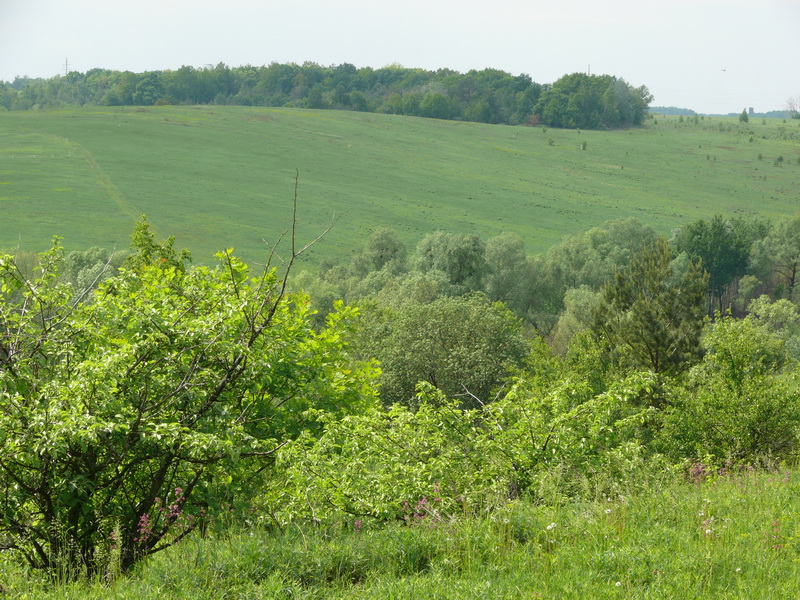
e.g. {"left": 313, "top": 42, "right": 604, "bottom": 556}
{"left": 661, "top": 314, "right": 800, "bottom": 461}
{"left": 592, "top": 237, "right": 708, "bottom": 376}
{"left": 547, "top": 218, "right": 658, "bottom": 290}
{"left": 551, "top": 285, "right": 601, "bottom": 354}
{"left": 123, "top": 215, "right": 192, "bottom": 272}
{"left": 0, "top": 223, "right": 377, "bottom": 577}
{"left": 515, "top": 218, "right": 659, "bottom": 334}
{"left": 0, "top": 63, "right": 546, "bottom": 126}
{"left": 483, "top": 232, "right": 528, "bottom": 306}
{"left": 350, "top": 227, "right": 408, "bottom": 277}
{"left": 266, "top": 371, "right": 657, "bottom": 525}
{"left": 747, "top": 295, "right": 800, "bottom": 359}
{"left": 357, "top": 294, "right": 529, "bottom": 407}
{"left": 413, "top": 232, "right": 487, "bottom": 292}
{"left": 5, "top": 216, "right": 800, "bottom": 597}
{"left": 749, "top": 213, "right": 800, "bottom": 299}
{"left": 673, "top": 215, "right": 768, "bottom": 314}
{"left": 61, "top": 246, "right": 127, "bottom": 300}
{"left": 534, "top": 73, "right": 652, "bottom": 129}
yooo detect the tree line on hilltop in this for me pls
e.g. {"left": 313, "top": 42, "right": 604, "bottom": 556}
{"left": 0, "top": 62, "right": 651, "bottom": 128}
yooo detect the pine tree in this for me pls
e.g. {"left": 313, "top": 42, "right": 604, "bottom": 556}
{"left": 592, "top": 236, "right": 708, "bottom": 376}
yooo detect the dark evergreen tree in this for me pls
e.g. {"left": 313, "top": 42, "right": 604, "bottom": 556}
{"left": 592, "top": 236, "right": 708, "bottom": 376}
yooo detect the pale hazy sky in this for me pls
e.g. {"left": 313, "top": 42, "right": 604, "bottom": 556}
{"left": 1, "top": 0, "right": 798, "bottom": 114}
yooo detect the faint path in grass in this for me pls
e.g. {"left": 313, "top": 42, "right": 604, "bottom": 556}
{"left": 71, "top": 139, "right": 139, "bottom": 221}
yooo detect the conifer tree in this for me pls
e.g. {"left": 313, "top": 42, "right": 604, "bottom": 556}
{"left": 592, "top": 236, "right": 708, "bottom": 376}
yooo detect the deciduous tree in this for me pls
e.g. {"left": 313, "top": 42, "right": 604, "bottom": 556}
{"left": 359, "top": 294, "right": 529, "bottom": 408}
{"left": 673, "top": 215, "right": 767, "bottom": 314}
{"left": 413, "top": 231, "right": 487, "bottom": 292}
{"left": 749, "top": 214, "right": 800, "bottom": 300}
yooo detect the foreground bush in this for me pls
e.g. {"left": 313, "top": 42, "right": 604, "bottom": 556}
{"left": 0, "top": 222, "right": 376, "bottom": 578}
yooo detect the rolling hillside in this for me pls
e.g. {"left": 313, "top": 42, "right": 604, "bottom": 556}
{"left": 1, "top": 106, "right": 798, "bottom": 266}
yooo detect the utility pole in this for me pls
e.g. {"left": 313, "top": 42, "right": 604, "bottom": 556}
{"left": 64, "top": 57, "right": 69, "bottom": 76}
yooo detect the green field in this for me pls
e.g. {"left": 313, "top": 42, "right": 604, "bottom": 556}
{"left": 1, "top": 106, "right": 799, "bottom": 266}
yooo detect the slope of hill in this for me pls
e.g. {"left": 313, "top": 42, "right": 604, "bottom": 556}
{"left": 1, "top": 106, "right": 798, "bottom": 266}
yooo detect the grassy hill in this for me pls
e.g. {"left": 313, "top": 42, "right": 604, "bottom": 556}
{"left": 1, "top": 106, "right": 798, "bottom": 266}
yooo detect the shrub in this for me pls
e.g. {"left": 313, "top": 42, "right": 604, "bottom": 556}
{"left": 264, "top": 372, "right": 658, "bottom": 525}
{"left": 660, "top": 315, "right": 800, "bottom": 461}
{"left": 0, "top": 222, "right": 376, "bottom": 578}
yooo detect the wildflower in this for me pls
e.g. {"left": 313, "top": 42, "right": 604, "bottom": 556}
{"left": 135, "top": 513, "right": 153, "bottom": 543}
{"left": 433, "top": 481, "right": 442, "bottom": 502}
{"left": 546, "top": 523, "right": 557, "bottom": 531}
{"left": 354, "top": 519, "right": 362, "bottom": 532}
{"left": 605, "top": 508, "right": 612, "bottom": 515}
{"left": 690, "top": 462, "right": 707, "bottom": 484}
{"left": 615, "top": 581, "right": 622, "bottom": 587}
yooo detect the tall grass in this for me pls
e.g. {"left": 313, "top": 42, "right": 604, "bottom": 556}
{"left": 3, "top": 464, "right": 798, "bottom": 599}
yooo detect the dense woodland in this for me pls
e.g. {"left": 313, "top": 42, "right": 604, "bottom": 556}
{"left": 0, "top": 62, "right": 653, "bottom": 128}
{"left": 3, "top": 209, "right": 800, "bottom": 581}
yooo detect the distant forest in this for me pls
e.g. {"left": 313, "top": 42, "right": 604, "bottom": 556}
{"left": 0, "top": 62, "right": 652, "bottom": 129}
{"left": 651, "top": 105, "right": 793, "bottom": 119}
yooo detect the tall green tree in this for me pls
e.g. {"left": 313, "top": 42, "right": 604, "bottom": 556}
{"left": 61, "top": 246, "right": 126, "bottom": 298}
{"left": 673, "top": 215, "right": 767, "bottom": 314}
{"left": 592, "top": 236, "right": 708, "bottom": 377}
{"left": 749, "top": 214, "right": 800, "bottom": 300}
{"left": 484, "top": 232, "right": 528, "bottom": 306}
{"left": 358, "top": 294, "right": 529, "bottom": 408}
{"left": 413, "top": 231, "right": 487, "bottom": 292}
{"left": 351, "top": 227, "right": 408, "bottom": 276}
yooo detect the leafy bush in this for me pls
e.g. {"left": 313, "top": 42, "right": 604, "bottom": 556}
{"left": 0, "top": 224, "right": 376, "bottom": 578}
{"left": 661, "top": 315, "right": 800, "bottom": 461}
{"left": 263, "top": 371, "right": 658, "bottom": 525}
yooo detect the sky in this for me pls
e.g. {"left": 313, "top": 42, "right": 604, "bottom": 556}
{"left": 1, "top": 0, "right": 798, "bottom": 115}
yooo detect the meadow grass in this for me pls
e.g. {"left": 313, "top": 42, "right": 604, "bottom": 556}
{"left": 3, "top": 465, "right": 799, "bottom": 599}
{"left": 1, "top": 107, "right": 798, "bottom": 267}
